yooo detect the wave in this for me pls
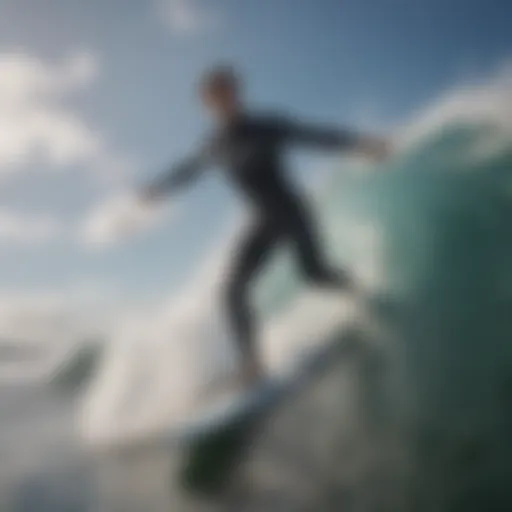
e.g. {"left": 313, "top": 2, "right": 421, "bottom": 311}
{"left": 79, "top": 72, "right": 512, "bottom": 508}
{"left": 49, "top": 340, "right": 104, "bottom": 392}
{"left": 0, "top": 337, "right": 104, "bottom": 393}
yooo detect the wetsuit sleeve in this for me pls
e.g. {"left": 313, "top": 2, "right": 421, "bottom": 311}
{"left": 275, "top": 115, "right": 360, "bottom": 150}
{"left": 142, "top": 141, "right": 213, "bottom": 200}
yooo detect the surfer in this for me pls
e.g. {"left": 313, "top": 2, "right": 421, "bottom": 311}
{"left": 141, "top": 65, "right": 390, "bottom": 388}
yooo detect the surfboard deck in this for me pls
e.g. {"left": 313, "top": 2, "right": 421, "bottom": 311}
{"left": 174, "top": 290, "right": 396, "bottom": 495}
{"left": 176, "top": 322, "right": 367, "bottom": 495}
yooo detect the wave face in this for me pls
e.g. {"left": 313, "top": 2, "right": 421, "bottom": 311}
{"left": 234, "top": 124, "right": 512, "bottom": 510}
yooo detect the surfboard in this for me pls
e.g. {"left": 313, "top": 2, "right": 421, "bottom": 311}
{"left": 174, "top": 290, "right": 395, "bottom": 495}
{"left": 176, "top": 338, "right": 352, "bottom": 442}
{"left": 174, "top": 291, "right": 388, "bottom": 445}
{"left": 176, "top": 320, "right": 366, "bottom": 495}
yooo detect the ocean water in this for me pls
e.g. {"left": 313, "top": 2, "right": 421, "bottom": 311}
{"left": 1, "top": 111, "right": 512, "bottom": 511}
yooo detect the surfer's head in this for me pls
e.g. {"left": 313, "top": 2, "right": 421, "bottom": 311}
{"left": 200, "top": 64, "right": 242, "bottom": 122}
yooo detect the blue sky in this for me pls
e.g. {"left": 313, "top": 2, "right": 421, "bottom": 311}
{"left": 0, "top": 0, "right": 511, "bottom": 306}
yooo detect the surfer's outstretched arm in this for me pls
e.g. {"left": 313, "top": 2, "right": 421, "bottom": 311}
{"left": 279, "top": 116, "right": 391, "bottom": 161}
{"left": 141, "top": 146, "right": 211, "bottom": 201}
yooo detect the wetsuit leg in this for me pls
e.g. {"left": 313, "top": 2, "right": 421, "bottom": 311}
{"left": 224, "top": 219, "right": 281, "bottom": 361}
{"left": 287, "top": 208, "right": 351, "bottom": 289}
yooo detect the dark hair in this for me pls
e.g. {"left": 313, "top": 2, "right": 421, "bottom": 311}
{"left": 200, "top": 64, "right": 240, "bottom": 95}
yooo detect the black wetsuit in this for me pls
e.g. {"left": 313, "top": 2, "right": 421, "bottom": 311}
{"left": 147, "top": 112, "right": 359, "bottom": 361}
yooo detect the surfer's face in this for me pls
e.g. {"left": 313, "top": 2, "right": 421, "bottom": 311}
{"left": 201, "top": 80, "right": 241, "bottom": 123}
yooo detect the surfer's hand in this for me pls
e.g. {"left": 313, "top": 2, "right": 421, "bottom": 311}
{"left": 356, "top": 136, "right": 392, "bottom": 162}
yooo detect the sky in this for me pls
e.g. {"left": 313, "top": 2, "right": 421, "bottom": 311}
{"left": 0, "top": 0, "right": 511, "bottom": 345}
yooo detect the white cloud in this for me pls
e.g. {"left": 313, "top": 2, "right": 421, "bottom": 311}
{"left": 0, "top": 50, "right": 131, "bottom": 182}
{"left": 80, "top": 192, "right": 172, "bottom": 248}
{"left": 0, "top": 188, "right": 171, "bottom": 249}
{"left": 0, "top": 51, "right": 97, "bottom": 107}
{"left": 0, "top": 209, "right": 62, "bottom": 244}
{"left": 159, "top": 0, "right": 219, "bottom": 34}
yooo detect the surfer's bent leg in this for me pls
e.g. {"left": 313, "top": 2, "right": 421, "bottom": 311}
{"left": 224, "top": 219, "right": 280, "bottom": 381}
{"left": 289, "top": 209, "right": 352, "bottom": 289}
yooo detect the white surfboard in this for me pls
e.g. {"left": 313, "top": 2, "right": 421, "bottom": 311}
{"left": 172, "top": 291, "right": 388, "bottom": 446}
{"left": 170, "top": 292, "right": 391, "bottom": 496}
{"left": 172, "top": 322, "right": 362, "bottom": 445}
